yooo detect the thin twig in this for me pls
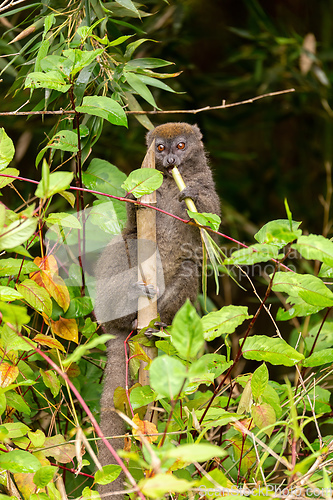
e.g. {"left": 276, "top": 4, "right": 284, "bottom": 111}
{"left": 0, "top": 0, "right": 27, "bottom": 13}
{"left": 0, "top": 88, "right": 295, "bottom": 116}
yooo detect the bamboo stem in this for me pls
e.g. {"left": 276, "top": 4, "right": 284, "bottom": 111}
{"left": 137, "top": 140, "right": 158, "bottom": 424}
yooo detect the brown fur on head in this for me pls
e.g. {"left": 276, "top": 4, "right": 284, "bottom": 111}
{"left": 146, "top": 122, "right": 202, "bottom": 145}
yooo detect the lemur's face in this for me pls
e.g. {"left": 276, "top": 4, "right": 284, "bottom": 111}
{"left": 153, "top": 135, "right": 188, "bottom": 176}
{"left": 147, "top": 123, "right": 203, "bottom": 177}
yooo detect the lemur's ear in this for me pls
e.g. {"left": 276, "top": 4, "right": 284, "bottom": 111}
{"left": 192, "top": 124, "right": 203, "bottom": 140}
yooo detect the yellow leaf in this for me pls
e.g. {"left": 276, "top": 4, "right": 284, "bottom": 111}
{"left": 33, "top": 334, "right": 65, "bottom": 352}
{"left": 51, "top": 317, "right": 78, "bottom": 344}
{"left": 0, "top": 362, "right": 19, "bottom": 387}
{"left": 132, "top": 413, "right": 158, "bottom": 443}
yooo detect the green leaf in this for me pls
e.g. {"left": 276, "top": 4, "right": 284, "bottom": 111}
{"left": 28, "top": 429, "right": 45, "bottom": 448}
{"left": 40, "top": 369, "right": 61, "bottom": 397}
{"left": 251, "top": 363, "right": 269, "bottom": 400}
{"left": 121, "top": 168, "right": 163, "bottom": 197}
{"left": 130, "top": 385, "right": 157, "bottom": 410}
{"left": 224, "top": 243, "right": 281, "bottom": 266}
{"left": 126, "top": 58, "right": 173, "bottom": 69}
{"left": 89, "top": 201, "right": 127, "bottom": 235}
{"left": 95, "top": 464, "right": 122, "bottom": 485}
{"left": 33, "top": 465, "right": 55, "bottom": 487}
{"left": 149, "top": 355, "right": 188, "bottom": 398}
{"left": 0, "top": 167, "right": 19, "bottom": 188}
{"left": 46, "top": 212, "right": 82, "bottom": 229}
{"left": 303, "top": 348, "right": 333, "bottom": 367}
{"left": 238, "top": 379, "right": 253, "bottom": 414}
{"left": 242, "top": 335, "right": 304, "bottom": 366}
{"left": 140, "top": 473, "right": 194, "bottom": 498}
{"left": 125, "top": 71, "right": 159, "bottom": 108}
{"left": 0, "top": 217, "right": 37, "bottom": 251}
{"left": 305, "top": 320, "right": 333, "bottom": 352}
{"left": 198, "top": 468, "right": 228, "bottom": 499}
{"left": 25, "top": 71, "right": 71, "bottom": 93}
{"left": 62, "top": 334, "right": 113, "bottom": 366}
{"left": 166, "top": 443, "right": 226, "bottom": 462}
{"left": 5, "top": 392, "right": 30, "bottom": 415}
{"left": 83, "top": 158, "right": 126, "bottom": 195}
{"left": 0, "top": 129, "right": 15, "bottom": 170}
{"left": 276, "top": 296, "right": 323, "bottom": 320}
{"left": 292, "top": 234, "right": 333, "bottom": 267}
{"left": 0, "top": 258, "right": 38, "bottom": 276}
{"left": 63, "top": 296, "right": 93, "bottom": 318}
{"left": 0, "top": 286, "right": 23, "bottom": 301}
{"left": 271, "top": 271, "right": 333, "bottom": 308}
{"left": 62, "top": 48, "right": 104, "bottom": 76}
{"left": 76, "top": 96, "right": 127, "bottom": 127}
{"left": 202, "top": 305, "right": 251, "bottom": 341}
{"left": 115, "top": 0, "right": 140, "bottom": 16}
{"left": 46, "top": 130, "right": 79, "bottom": 153}
{"left": 0, "top": 422, "right": 29, "bottom": 439}
{"left": 188, "top": 353, "right": 232, "bottom": 381}
{"left": 304, "top": 387, "right": 331, "bottom": 413}
{"left": 251, "top": 403, "right": 276, "bottom": 437}
{"left": 40, "top": 55, "right": 73, "bottom": 76}
{"left": 35, "top": 39, "right": 50, "bottom": 72}
{"left": 35, "top": 171, "right": 74, "bottom": 198}
{"left": 170, "top": 300, "right": 204, "bottom": 359}
{"left": 0, "top": 450, "right": 41, "bottom": 473}
{"left": 187, "top": 211, "right": 221, "bottom": 231}
{"left": 0, "top": 304, "right": 30, "bottom": 329}
{"left": 137, "top": 74, "right": 177, "bottom": 93}
{"left": 16, "top": 279, "right": 52, "bottom": 316}
{"left": 261, "top": 383, "right": 282, "bottom": 419}
{"left": 254, "top": 219, "right": 302, "bottom": 246}
{"left": 0, "top": 393, "right": 6, "bottom": 416}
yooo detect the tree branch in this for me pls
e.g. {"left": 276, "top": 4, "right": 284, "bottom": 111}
{"left": 0, "top": 88, "right": 295, "bottom": 116}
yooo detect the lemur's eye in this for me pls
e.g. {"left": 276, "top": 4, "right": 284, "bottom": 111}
{"left": 177, "top": 142, "right": 185, "bottom": 150}
{"left": 157, "top": 144, "right": 165, "bottom": 152}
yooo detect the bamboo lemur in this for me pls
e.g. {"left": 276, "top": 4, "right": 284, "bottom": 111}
{"left": 95, "top": 122, "right": 220, "bottom": 496}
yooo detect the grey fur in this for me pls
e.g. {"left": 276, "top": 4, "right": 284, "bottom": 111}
{"left": 95, "top": 122, "right": 220, "bottom": 496}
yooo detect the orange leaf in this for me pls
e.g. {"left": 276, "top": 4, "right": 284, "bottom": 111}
{"left": 132, "top": 413, "right": 158, "bottom": 443}
{"left": 30, "top": 256, "right": 70, "bottom": 312}
{"left": 33, "top": 334, "right": 65, "bottom": 352}
{"left": 41, "top": 272, "right": 70, "bottom": 312}
{"left": 34, "top": 255, "right": 59, "bottom": 274}
{"left": 232, "top": 418, "right": 255, "bottom": 437}
{"left": 0, "top": 362, "right": 19, "bottom": 387}
{"left": 51, "top": 317, "right": 78, "bottom": 344}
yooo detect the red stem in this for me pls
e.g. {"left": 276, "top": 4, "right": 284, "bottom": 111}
{"left": 0, "top": 173, "right": 294, "bottom": 272}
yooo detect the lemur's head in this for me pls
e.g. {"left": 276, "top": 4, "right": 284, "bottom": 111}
{"left": 146, "top": 122, "right": 204, "bottom": 176}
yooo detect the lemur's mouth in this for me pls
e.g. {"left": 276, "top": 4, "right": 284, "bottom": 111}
{"left": 164, "top": 165, "right": 175, "bottom": 177}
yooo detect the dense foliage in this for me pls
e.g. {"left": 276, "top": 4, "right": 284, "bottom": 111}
{"left": 0, "top": 1, "right": 333, "bottom": 499}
